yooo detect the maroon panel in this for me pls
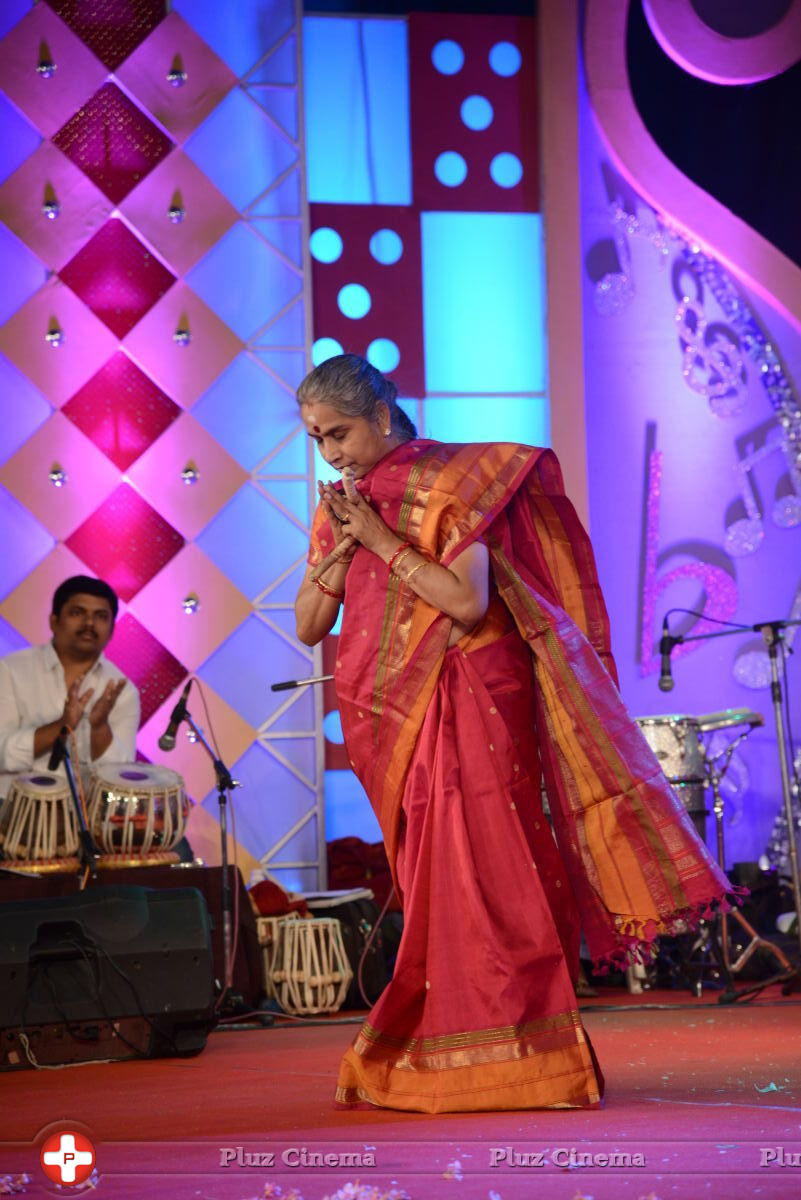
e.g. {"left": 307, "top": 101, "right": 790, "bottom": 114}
{"left": 46, "top": 0, "right": 166, "bottom": 72}
{"left": 309, "top": 203, "right": 425, "bottom": 399}
{"left": 63, "top": 351, "right": 180, "bottom": 470}
{"left": 53, "top": 82, "right": 174, "bottom": 205}
{"left": 59, "top": 218, "right": 176, "bottom": 338}
{"left": 66, "top": 483, "right": 184, "bottom": 602}
{"left": 409, "top": 12, "right": 539, "bottom": 213}
{"left": 105, "top": 612, "right": 187, "bottom": 725}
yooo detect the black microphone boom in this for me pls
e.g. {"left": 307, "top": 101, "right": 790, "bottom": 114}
{"left": 658, "top": 619, "right": 675, "bottom": 693}
{"left": 158, "top": 679, "right": 192, "bottom": 751}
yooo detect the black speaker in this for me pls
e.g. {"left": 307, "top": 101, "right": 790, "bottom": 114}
{"left": 0, "top": 885, "right": 216, "bottom": 1071}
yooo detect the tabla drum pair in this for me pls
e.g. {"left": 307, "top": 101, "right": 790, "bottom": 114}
{"left": 0, "top": 763, "right": 188, "bottom": 871}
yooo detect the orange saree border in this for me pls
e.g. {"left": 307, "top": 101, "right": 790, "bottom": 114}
{"left": 336, "top": 1010, "right": 601, "bottom": 1112}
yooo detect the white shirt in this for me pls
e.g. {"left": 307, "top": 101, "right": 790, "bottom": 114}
{"left": 0, "top": 643, "right": 140, "bottom": 798}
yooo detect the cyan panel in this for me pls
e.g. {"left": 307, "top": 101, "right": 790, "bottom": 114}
{"left": 174, "top": 0, "right": 295, "bottom": 77}
{"left": 203, "top": 740, "right": 315, "bottom": 863}
{"left": 197, "top": 614, "right": 311, "bottom": 729}
{"left": 0, "top": 94, "right": 40, "bottom": 183}
{"left": 197, "top": 483, "right": 308, "bottom": 601}
{"left": 184, "top": 89, "right": 298, "bottom": 211}
{"left": 0, "top": 612, "right": 27, "bottom": 658}
{"left": 303, "top": 16, "right": 411, "bottom": 205}
{"left": 0, "top": 227, "right": 50, "bottom": 324}
{"left": 421, "top": 212, "right": 547, "bottom": 395}
{"left": 193, "top": 355, "right": 299, "bottom": 471}
{"left": 0, "top": 356, "right": 50, "bottom": 464}
{"left": 187, "top": 222, "right": 300, "bottom": 340}
{"left": 424, "top": 395, "right": 550, "bottom": 448}
{"left": 0, "top": 487, "right": 54, "bottom": 599}
{"left": 325, "top": 768, "right": 383, "bottom": 843}
{"left": 0, "top": 1, "right": 30, "bottom": 39}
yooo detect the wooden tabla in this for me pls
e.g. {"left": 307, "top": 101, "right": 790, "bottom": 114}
{"left": 256, "top": 913, "right": 300, "bottom": 1001}
{"left": 0, "top": 772, "right": 78, "bottom": 864}
{"left": 88, "top": 763, "right": 187, "bottom": 857}
{"left": 270, "top": 918, "right": 353, "bottom": 1015}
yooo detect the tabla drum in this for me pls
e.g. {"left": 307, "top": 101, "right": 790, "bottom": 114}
{"left": 636, "top": 714, "right": 705, "bottom": 783}
{"left": 270, "top": 918, "right": 353, "bottom": 1015}
{"left": 0, "top": 772, "right": 79, "bottom": 863}
{"left": 88, "top": 763, "right": 187, "bottom": 857}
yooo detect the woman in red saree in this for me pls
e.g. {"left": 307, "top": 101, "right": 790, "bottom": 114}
{"left": 295, "top": 355, "right": 735, "bottom": 1113}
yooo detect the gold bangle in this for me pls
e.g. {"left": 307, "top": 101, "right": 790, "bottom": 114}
{"left": 401, "top": 559, "right": 429, "bottom": 585}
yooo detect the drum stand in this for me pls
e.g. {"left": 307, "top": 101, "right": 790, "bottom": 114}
{"left": 662, "top": 615, "right": 801, "bottom": 999}
{"left": 698, "top": 736, "right": 796, "bottom": 1003}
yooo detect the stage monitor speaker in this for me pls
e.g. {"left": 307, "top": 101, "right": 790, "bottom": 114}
{"left": 0, "top": 885, "right": 216, "bottom": 1071}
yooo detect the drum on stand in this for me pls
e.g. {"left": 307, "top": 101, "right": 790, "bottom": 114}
{"left": 88, "top": 763, "right": 188, "bottom": 866}
{"left": 636, "top": 714, "right": 709, "bottom": 841}
{"left": 0, "top": 772, "right": 80, "bottom": 871}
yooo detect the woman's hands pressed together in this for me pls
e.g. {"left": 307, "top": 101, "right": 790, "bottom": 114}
{"left": 318, "top": 482, "right": 397, "bottom": 561}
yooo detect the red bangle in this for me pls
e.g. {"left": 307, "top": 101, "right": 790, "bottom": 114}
{"left": 387, "top": 542, "right": 412, "bottom": 573}
{"left": 314, "top": 577, "right": 344, "bottom": 600}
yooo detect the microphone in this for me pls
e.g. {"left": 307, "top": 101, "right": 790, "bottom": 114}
{"left": 48, "top": 725, "right": 68, "bottom": 771}
{"left": 158, "top": 679, "right": 192, "bottom": 751}
{"left": 658, "top": 619, "right": 675, "bottom": 693}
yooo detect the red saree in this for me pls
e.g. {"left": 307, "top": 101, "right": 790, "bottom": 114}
{"left": 309, "top": 440, "right": 734, "bottom": 1112}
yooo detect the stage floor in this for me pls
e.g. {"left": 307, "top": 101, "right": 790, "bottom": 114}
{"left": 2, "top": 986, "right": 799, "bottom": 1199}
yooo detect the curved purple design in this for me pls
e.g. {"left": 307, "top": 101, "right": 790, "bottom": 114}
{"left": 585, "top": 0, "right": 801, "bottom": 336}
{"left": 643, "top": 0, "right": 801, "bottom": 84}
{"left": 119, "top": 769, "right": 149, "bottom": 781}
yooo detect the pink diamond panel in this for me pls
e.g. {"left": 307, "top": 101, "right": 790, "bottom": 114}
{"left": 103, "top": 612, "right": 188, "bottom": 726}
{"left": 0, "top": 5, "right": 107, "bottom": 138}
{"left": 0, "top": 277, "right": 118, "bottom": 406}
{"left": 129, "top": 544, "right": 251, "bottom": 672}
{"left": 53, "top": 83, "right": 174, "bottom": 205}
{"left": 66, "top": 483, "right": 184, "bottom": 602}
{"left": 0, "top": 411, "right": 120, "bottom": 540}
{"left": 59, "top": 217, "right": 176, "bottom": 338}
{"left": 122, "top": 282, "right": 243, "bottom": 408}
{"left": 63, "top": 351, "right": 180, "bottom": 471}
{"left": 46, "top": 0, "right": 165, "bottom": 73}
{"left": 120, "top": 151, "right": 239, "bottom": 276}
{"left": 115, "top": 12, "right": 237, "bottom": 144}
{"left": 0, "top": 143, "right": 113, "bottom": 272}
{"left": 126, "top": 412, "right": 248, "bottom": 541}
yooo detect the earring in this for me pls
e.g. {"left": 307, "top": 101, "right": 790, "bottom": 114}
{"left": 384, "top": 429, "right": 391, "bottom": 437}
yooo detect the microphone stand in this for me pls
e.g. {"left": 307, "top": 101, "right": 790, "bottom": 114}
{"left": 176, "top": 706, "right": 241, "bottom": 1013}
{"left": 662, "top": 616, "right": 801, "bottom": 994}
{"left": 50, "top": 729, "right": 100, "bottom": 881}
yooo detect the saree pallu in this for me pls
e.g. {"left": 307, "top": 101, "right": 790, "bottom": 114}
{"left": 309, "top": 439, "right": 735, "bottom": 1112}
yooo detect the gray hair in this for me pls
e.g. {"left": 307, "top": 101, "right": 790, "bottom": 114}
{"left": 297, "top": 354, "right": 417, "bottom": 440}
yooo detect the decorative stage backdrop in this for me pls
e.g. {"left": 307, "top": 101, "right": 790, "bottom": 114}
{"left": 0, "top": 0, "right": 549, "bottom": 886}
{"left": 581, "top": 0, "right": 801, "bottom": 868}
{"left": 0, "top": 0, "right": 797, "bottom": 882}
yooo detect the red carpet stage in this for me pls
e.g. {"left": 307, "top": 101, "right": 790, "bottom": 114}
{"left": 2, "top": 988, "right": 799, "bottom": 1199}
